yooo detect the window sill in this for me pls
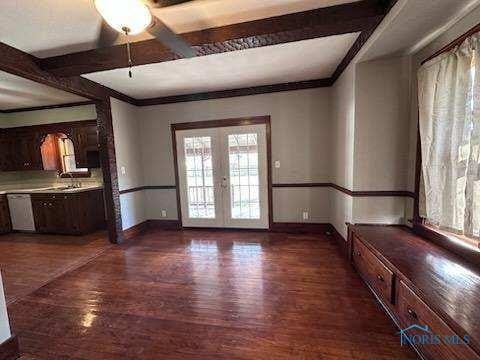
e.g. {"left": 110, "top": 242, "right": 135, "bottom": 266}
{"left": 413, "top": 222, "right": 480, "bottom": 267}
{"left": 60, "top": 171, "right": 91, "bottom": 179}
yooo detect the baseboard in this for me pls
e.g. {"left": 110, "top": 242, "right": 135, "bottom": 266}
{"left": 147, "top": 220, "right": 182, "bottom": 231}
{"left": 0, "top": 335, "right": 20, "bottom": 360}
{"left": 270, "top": 222, "right": 333, "bottom": 234}
{"left": 330, "top": 225, "right": 349, "bottom": 258}
{"left": 123, "top": 220, "right": 343, "bottom": 238}
{"left": 122, "top": 221, "right": 148, "bottom": 240}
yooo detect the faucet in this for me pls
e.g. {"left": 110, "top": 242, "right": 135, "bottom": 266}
{"left": 68, "top": 173, "right": 75, "bottom": 188}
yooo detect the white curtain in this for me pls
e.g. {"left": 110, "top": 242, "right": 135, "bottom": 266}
{"left": 418, "top": 33, "right": 480, "bottom": 239}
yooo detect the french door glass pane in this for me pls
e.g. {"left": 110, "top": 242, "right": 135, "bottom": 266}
{"left": 228, "top": 134, "right": 260, "bottom": 219}
{"left": 184, "top": 136, "right": 215, "bottom": 219}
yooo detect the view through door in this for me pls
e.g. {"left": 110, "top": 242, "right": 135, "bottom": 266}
{"left": 176, "top": 124, "right": 269, "bottom": 229}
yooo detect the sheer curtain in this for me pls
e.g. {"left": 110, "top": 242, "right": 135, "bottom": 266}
{"left": 418, "top": 33, "right": 480, "bottom": 240}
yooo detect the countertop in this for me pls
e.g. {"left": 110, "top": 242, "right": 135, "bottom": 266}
{"left": 0, "top": 185, "right": 103, "bottom": 195}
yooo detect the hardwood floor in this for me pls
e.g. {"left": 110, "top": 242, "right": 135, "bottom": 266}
{"left": 6, "top": 230, "right": 417, "bottom": 359}
{"left": 0, "top": 231, "right": 112, "bottom": 304}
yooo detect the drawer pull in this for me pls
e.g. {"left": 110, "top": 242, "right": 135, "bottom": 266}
{"left": 407, "top": 308, "right": 418, "bottom": 319}
{"left": 376, "top": 275, "right": 384, "bottom": 282}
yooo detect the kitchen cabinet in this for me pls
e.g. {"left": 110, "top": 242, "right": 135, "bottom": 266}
{"left": 0, "top": 195, "right": 12, "bottom": 234}
{"left": 15, "top": 132, "right": 43, "bottom": 170}
{"left": 31, "top": 189, "right": 105, "bottom": 235}
{"left": 0, "top": 135, "right": 16, "bottom": 171}
{"left": 0, "top": 120, "right": 100, "bottom": 172}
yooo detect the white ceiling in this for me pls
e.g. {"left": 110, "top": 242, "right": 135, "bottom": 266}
{"left": 0, "top": 71, "right": 87, "bottom": 110}
{"left": 360, "top": 0, "right": 480, "bottom": 61}
{"left": 84, "top": 33, "right": 359, "bottom": 99}
{"left": 0, "top": 0, "right": 360, "bottom": 58}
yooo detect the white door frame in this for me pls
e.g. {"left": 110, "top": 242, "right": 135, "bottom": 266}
{"left": 172, "top": 117, "right": 272, "bottom": 230}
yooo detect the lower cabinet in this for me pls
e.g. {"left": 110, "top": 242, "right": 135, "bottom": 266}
{"left": 0, "top": 195, "right": 11, "bottom": 234}
{"left": 350, "top": 231, "right": 480, "bottom": 360}
{"left": 31, "top": 190, "right": 105, "bottom": 235}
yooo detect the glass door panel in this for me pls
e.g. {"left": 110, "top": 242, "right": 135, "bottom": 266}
{"left": 184, "top": 136, "right": 215, "bottom": 219}
{"left": 176, "top": 129, "right": 223, "bottom": 228}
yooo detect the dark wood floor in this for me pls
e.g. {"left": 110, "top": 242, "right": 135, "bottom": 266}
{"left": 5, "top": 230, "right": 417, "bottom": 359}
{"left": 0, "top": 231, "right": 112, "bottom": 304}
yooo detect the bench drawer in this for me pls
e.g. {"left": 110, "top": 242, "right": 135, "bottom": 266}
{"left": 397, "top": 280, "right": 479, "bottom": 360}
{"left": 352, "top": 236, "right": 394, "bottom": 304}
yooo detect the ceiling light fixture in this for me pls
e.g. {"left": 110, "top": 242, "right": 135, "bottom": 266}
{"left": 94, "top": 0, "right": 153, "bottom": 78}
{"left": 94, "top": 0, "right": 153, "bottom": 35}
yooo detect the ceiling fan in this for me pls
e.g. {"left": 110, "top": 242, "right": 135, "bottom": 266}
{"left": 94, "top": 0, "right": 196, "bottom": 78}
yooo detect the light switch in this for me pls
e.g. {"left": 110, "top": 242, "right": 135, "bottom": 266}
{"left": 303, "top": 211, "right": 309, "bottom": 220}
{"left": 274, "top": 161, "right": 281, "bottom": 168}
{"left": 121, "top": 166, "right": 126, "bottom": 175}
{"left": 161, "top": 210, "right": 167, "bottom": 218}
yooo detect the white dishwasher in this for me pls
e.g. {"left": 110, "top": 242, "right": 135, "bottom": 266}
{"left": 7, "top": 194, "right": 35, "bottom": 231}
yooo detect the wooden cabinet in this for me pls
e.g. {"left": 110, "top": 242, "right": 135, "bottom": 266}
{"left": 71, "top": 125, "right": 100, "bottom": 169}
{"left": 0, "top": 120, "right": 100, "bottom": 172}
{"left": 0, "top": 135, "right": 16, "bottom": 171}
{"left": 15, "top": 132, "right": 43, "bottom": 170}
{"left": 397, "top": 280, "right": 478, "bottom": 360}
{"left": 0, "top": 195, "right": 12, "bottom": 234}
{"left": 348, "top": 225, "right": 480, "bottom": 360}
{"left": 352, "top": 236, "right": 394, "bottom": 305}
{"left": 32, "top": 189, "right": 105, "bottom": 235}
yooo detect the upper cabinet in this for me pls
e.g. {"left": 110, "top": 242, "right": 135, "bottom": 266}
{"left": 0, "top": 120, "right": 99, "bottom": 172}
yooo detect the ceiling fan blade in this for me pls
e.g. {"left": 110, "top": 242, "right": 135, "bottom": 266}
{"left": 147, "top": 16, "right": 196, "bottom": 58}
{"left": 96, "top": 20, "right": 120, "bottom": 48}
{"left": 145, "top": 0, "right": 193, "bottom": 8}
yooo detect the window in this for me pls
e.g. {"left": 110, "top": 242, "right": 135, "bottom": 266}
{"left": 417, "top": 33, "right": 480, "bottom": 249}
{"left": 59, "top": 137, "right": 89, "bottom": 176}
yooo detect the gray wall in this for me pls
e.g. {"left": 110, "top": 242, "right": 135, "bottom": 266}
{"left": 112, "top": 88, "right": 333, "bottom": 229}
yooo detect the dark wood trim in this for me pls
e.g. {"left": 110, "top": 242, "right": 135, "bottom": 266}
{"left": 171, "top": 116, "right": 271, "bottom": 131}
{"left": 119, "top": 182, "right": 416, "bottom": 198}
{"left": 38, "top": 1, "right": 387, "bottom": 77}
{"left": 0, "top": 42, "right": 136, "bottom": 106}
{"left": 273, "top": 183, "right": 331, "bottom": 188}
{"left": 119, "top": 185, "right": 177, "bottom": 195}
{"left": 271, "top": 222, "right": 333, "bottom": 234}
{"left": 422, "top": 22, "right": 480, "bottom": 65}
{"left": 135, "top": 79, "right": 333, "bottom": 106}
{"left": 0, "top": 334, "right": 20, "bottom": 360}
{"left": 2, "top": 119, "right": 97, "bottom": 133}
{"left": 96, "top": 99, "right": 123, "bottom": 244}
{"left": 147, "top": 219, "right": 182, "bottom": 231}
{"left": 273, "top": 183, "right": 415, "bottom": 198}
{"left": 171, "top": 116, "right": 272, "bottom": 229}
{"left": 122, "top": 221, "right": 148, "bottom": 240}
{"left": 0, "top": 101, "right": 94, "bottom": 114}
{"left": 331, "top": 0, "right": 397, "bottom": 83}
{"left": 171, "top": 126, "right": 183, "bottom": 224}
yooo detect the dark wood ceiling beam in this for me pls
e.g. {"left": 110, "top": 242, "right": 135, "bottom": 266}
{"left": 37, "top": 0, "right": 388, "bottom": 77}
{"left": 0, "top": 42, "right": 137, "bottom": 105}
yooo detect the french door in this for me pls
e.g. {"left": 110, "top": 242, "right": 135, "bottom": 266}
{"left": 176, "top": 124, "right": 269, "bottom": 229}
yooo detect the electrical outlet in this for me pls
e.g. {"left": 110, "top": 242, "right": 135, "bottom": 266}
{"left": 302, "top": 211, "right": 309, "bottom": 220}
{"left": 121, "top": 166, "right": 127, "bottom": 175}
{"left": 161, "top": 210, "right": 167, "bottom": 218}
